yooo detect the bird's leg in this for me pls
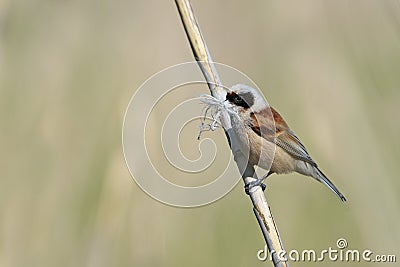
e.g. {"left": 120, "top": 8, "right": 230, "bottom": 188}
{"left": 244, "top": 171, "right": 271, "bottom": 195}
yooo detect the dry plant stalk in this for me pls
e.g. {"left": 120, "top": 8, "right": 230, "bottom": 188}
{"left": 175, "top": 0, "right": 289, "bottom": 266}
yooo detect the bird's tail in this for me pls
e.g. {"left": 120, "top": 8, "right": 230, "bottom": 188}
{"left": 314, "top": 167, "right": 346, "bottom": 202}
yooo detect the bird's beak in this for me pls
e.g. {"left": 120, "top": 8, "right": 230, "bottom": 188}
{"left": 224, "top": 99, "right": 235, "bottom": 111}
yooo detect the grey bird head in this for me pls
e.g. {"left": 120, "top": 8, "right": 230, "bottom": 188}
{"left": 226, "top": 84, "right": 268, "bottom": 113}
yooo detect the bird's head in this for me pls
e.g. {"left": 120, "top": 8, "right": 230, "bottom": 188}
{"left": 225, "top": 84, "right": 268, "bottom": 114}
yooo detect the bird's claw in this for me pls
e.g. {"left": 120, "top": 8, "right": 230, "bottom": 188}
{"left": 244, "top": 180, "right": 266, "bottom": 195}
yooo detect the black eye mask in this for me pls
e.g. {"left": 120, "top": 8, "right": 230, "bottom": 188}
{"left": 226, "top": 91, "right": 254, "bottom": 109}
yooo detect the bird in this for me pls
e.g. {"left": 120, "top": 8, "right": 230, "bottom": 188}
{"left": 224, "top": 84, "right": 346, "bottom": 201}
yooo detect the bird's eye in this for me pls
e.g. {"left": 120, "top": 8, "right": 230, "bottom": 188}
{"left": 234, "top": 95, "right": 242, "bottom": 104}
{"left": 226, "top": 92, "right": 250, "bottom": 108}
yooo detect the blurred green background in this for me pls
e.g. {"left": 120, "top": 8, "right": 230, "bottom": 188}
{"left": 1, "top": 0, "right": 399, "bottom": 266}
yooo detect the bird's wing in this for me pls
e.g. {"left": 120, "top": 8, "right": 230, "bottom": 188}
{"left": 250, "top": 107, "right": 317, "bottom": 167}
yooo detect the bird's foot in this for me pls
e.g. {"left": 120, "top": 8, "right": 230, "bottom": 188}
{"left": 244, "top": 180, "right": 266, "bottom": 195}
